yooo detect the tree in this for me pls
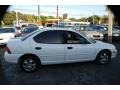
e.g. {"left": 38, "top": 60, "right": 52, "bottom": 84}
{"left": 80, "top": 17, "right": 87, "bottom": 22}
{"left": 88, "top": 15, "right": 100, "bottom": 24}
{"left": 69, "top": 17, "right": 77, "bottom": 21}
{"left": 48, "top": 16, "right": 55, "bottom": 19}
{"left": 100, "top": 15, "right": 108, "bottom": 25}
{"left": 40, "top": 15, "right": 48, "bottom": 21}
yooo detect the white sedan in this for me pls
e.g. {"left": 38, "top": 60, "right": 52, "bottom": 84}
{"left": 4, "top": 28, "right": 117, "bottom": 72}
{"left": 0, "top": 27, "right": 17, "bottom": 45}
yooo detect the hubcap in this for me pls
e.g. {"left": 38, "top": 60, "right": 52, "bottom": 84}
{"left": 99, "top": 53, "right": 109, "bottom": 64}
{"left": 22, "top": 59, "right": 36, "bottom": 72}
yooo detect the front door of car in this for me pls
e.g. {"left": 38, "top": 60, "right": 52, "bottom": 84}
{"left": 62, "top": 31, "right": 96, "bottom": 63}
{"left": 31, "top": 30, "right": 65, "bottom": 65}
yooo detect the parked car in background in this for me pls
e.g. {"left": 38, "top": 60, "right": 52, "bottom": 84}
{"left": 4, "top": 28, "right": 117, "bottom": 72}
{"left": 0, "top": 27, "right": 17, "bottom": 45}
{"left": 27, "top": 24, "right": 39, "bottom": 28}
{"left": 45, "top": 23, "right": 55, "bottom": 27}
{"left": 89, "top": 25, "right": 120, "bottom": 41}
{"left": 21, "top": 27, "right": 39, "bottom": 36}
{"left": 74, "top": 25, "right": 104, "bottom": 40}
{"left": 82, "top": 30, "right": 104, "bottom": 40}
{"left": 20, "top": 23, "right": 39, "bottom": 31}
{"left": 53, "top": 24, "right": 74, "bottom": 29}
{"left": 100, "top": 26, "right": 120, "bottom": 41}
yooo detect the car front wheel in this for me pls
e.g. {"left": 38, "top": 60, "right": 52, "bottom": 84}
{"left": 96, "top": 51, "right": 111, "bottom": 64}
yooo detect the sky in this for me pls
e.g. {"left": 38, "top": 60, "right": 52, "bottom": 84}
{"left": 8, "top": 5, "right": 107, "bottom": 19}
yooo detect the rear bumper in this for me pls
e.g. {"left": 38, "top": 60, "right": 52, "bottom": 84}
{"left": 4, "top": 52, "right": 22, "bottom": 64}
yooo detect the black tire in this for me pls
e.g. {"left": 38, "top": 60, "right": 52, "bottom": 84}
{"left": 96, "top": 51, "right": 111, "bottom": 64}
{"left": 20, "top": 56, "right": 40, "bottom": 72}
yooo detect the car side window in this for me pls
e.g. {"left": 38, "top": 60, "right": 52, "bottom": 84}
{"left": 63, "top": 31, "right": 90, "bottom": 44}
{"left": 33, "top": 30, "right": 62, "bottom": 44}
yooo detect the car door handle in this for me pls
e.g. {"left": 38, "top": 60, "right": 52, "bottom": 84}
{"left": 67, "top": 47, "right": 73, "bottom": 49}
{"left": 35, "top": 47, "right": 42, "bottom": 50}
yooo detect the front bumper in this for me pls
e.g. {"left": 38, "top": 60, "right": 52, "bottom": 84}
{"left": 111, "top": 49, "right": 117, "bottom": 58}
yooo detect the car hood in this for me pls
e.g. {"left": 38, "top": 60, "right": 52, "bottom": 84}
{"left": 84, "top": 31, "right": 103, "bottom": 35}
{"left": 94, "top": 40, "right": 116, "bottom": 50}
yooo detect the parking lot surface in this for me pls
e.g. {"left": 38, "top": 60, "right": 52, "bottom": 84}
{"left": 0, "top": 41, "right": 120, "bottom": 85}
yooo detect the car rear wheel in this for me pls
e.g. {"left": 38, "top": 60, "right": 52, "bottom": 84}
{"left": 20, "top": 56, "right": 40, "bottom": 72}
{"left": 96, "top": 51, "right": 111, "bottom": 64}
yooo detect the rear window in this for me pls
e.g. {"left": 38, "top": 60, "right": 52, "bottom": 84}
{"left": 0, "top": 28, "right": 15, "bottom": 33}
{"left": 33, "top": 30, "right": 62, "bottom": 44}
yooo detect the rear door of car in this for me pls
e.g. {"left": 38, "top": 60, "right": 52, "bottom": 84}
{"left": 31, "top": 30, "right": 65, "bottom": 65}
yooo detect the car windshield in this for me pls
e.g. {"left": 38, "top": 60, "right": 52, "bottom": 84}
{"left": 101, "top": 26, "right": 120, "bottom": 31}
{"left": 0, "top": 28, "right": 15, "bottom": 33}
{"left": 87, "top": 25, "right": 103, "bottom": 31}
{"left": 94, "top": 26, "right": 103, "bottom": 30}
{"left": 113, "top": 26, "right": 120, "bottom": 31}
{"left": 101, "top": 26, "right": 108, "bottom": 31}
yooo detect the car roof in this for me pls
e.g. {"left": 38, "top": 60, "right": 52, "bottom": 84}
{"left": 42, "top": 27, "right": 75, "bottom": 31}
{"left": 38, "top": 27, "right": 86, "bottom": 36}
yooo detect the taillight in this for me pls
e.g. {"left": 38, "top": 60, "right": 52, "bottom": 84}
{"left": 6, "top": 47, "right": 11, "bottom": 54}
{"left": 0, "top": 38, "right": 3, "bottom": 40}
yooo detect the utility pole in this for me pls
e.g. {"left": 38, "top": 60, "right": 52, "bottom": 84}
{"left": 38, "top": 5, "right": 40, "bottom": 22}
{"left": 93, "top": 13, "right": 94, "bottom": 24}
{"left": 56, "top": 5, "right": 59, "bottom": 24}
{"left": 57, "top": 5, "right": 58, "bottom": 19}
{"left": 108, "top": 9, "right": 113, "bottom": 43}
{"left": 16, "top": 11, "right": 19, "bottom": 27}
